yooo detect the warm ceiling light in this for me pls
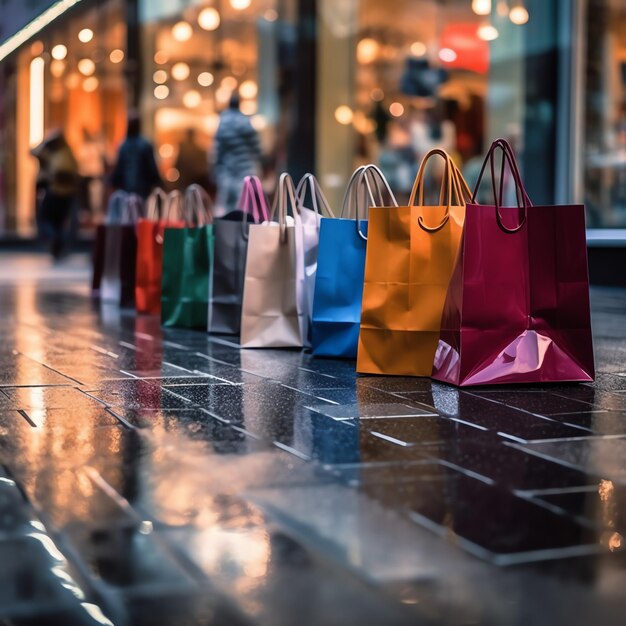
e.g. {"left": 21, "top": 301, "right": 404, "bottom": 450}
{"left": 221, "top": 75, "right": 238, "bottom": 90}
{"left": 389, "top": 102, "right": 404, "bottom": 117}
{"left": 439, "top": 48, "right": 457, "bottom": 63}
{"left": 240, "top": 99, "right": 257, "bottom": 115}
{"left": 183, "top": 89, "right": 202, "bottom": 108}
{"left": 477, "top": 23, "right": 499, "bottom": 41}
{"left": 251, "top": 114, "right": 267, "bottom": 131}
{"left": 509, "top": 5, "right": 529, "bottom": 24}
{"left": 78, "top": 58, "right": 95, "bottom": 76}
{"left": 166, "top": 168, "right": 180, "bottom": 183}
{"left": 239, "top": 79, "right": 258, "bottom": 99}
{"left": 154, "top": 50, "right": 169, "bottom": 64}
{"left": 31, "top": 40, "right": 44, "bottom": 56}
{"left": 153, "top": 69, "right": 168, "bottom": 84}
{"left": 472, "top": 0, "right": 491, "bottom": 15}
{"left": 110, "top": 49, "right": 124, "bottom": 63}
{"left": 198, "top": 7, "right": 220, "bottom": 31}
{"left": 154, "top": 85, "right": 169, "bottom": 99}
{"left": 78, "top": 28, "right": 93, "bottom": 43}
{"left": 50, "top": 60, "right": 65, "bottom": 77}
{"left": 51, "top": 44, "right": 67, "bottom": 60}
{"left": 159, "top": 143, "right": 175, "bottom": 159}
{"left": 357, "top": 38, "right": 380, "bottom": 64}
{"left": 334, "top": 105, "right": 354, "bottom": 125}
{"left": 410, "top": 41, "right": 426, "bottom": 57}
{"left": 65, "top": 72, "right": 80, "bottom": 89}
{"left": 171, "top": 62, "right": 190, "bottom": 80}
{"left": 198, "top": 71, "right": 214, "bottom": 87}
{"left": 172, "top": 21, "right": 193, "bottom": 42}
{"left": 230, "top": 0, "right": 251, "bottom": 9}
{"left": 83, "top": 76, "right": 99, "bottom": 92}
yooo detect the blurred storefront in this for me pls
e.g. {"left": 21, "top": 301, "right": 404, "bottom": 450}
{"left": 0, "top": 0, "right": 625, "bottom": 245}
{"left": 0, "top": 0, "right": 128, "bottom": 237}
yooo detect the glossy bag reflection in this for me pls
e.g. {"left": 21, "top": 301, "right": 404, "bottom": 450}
{"left": 161, "top": 185, "right": 214, "bottom": 329}
{"left": 240, "top": 174, "right": 306, "bottom": 348}
{"left": 101, "top": 191, "right": 142, "bottom": 306}
{"left": 312, "top": 165, "right": 397, "bottom": 358}
{"left": 135, "top": 189, "right": 185, "bottom": 315}
{"left": 357, "top": 150, "right": 471, "bottom": 376}
{"left": 209, "top": 176, "right": 269, "bottom": 335}
{"left": 432, "top": 139, "right": 595, "bottom": 386}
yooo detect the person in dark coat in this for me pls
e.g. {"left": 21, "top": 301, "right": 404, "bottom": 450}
{"left": 111, "top": 112, "right": 162, "bottom": 199}
{"left": 32, "top": 130, "right": 79, "bottom": 260}
{"left": 213, "top": 93, "right": 262, "bottom": 215}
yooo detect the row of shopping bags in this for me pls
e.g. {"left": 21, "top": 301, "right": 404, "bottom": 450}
{"left": 92, "top": 138, "right": 595, "bottom": 386}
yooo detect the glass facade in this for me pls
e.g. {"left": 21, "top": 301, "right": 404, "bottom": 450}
{"left": 0, "top": 0, "right": 625, "bottom": 237}
{"left": 584, "top": 0, "right": 626, "bottom": 228}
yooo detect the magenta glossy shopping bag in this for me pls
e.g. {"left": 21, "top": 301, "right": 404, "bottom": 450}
{"left": 432, "top": 139, "right": 594, "bottom": 386}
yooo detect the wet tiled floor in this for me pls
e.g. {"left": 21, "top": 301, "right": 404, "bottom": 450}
{"left": 2, "top": 253, "right": 626, "bottom": 625}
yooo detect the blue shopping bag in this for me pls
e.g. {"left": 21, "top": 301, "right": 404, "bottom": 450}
{"left": 311, "top": 165, "right": 397, "bottom": 358}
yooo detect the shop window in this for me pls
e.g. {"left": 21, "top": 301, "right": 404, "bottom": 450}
{"left": 584, "top": 0, "right": 626, "bottom": 228}
{"left": 140, "top": 0, "right": 285, "bottom": 196}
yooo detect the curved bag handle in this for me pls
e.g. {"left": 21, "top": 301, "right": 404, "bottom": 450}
{"left": 340, "top": 164, "right": 397, "bottom": 240}
{"left": 124, "top": 193, "right": 143, "bottom": 224}
{"left": 184, "top": 184, "right": 213, "bottom": 226}
{"left": 295, "top": 174, "right": 335, "bottom": 226}
{"left": 164, "top": 190, "right": 184, "bottom": 222}
{"left": 239, "top": 175, "right": 270, "bottom": 223}
{"left": 145, "top": 188, "right": 168, "bottom": 221}
{"left": 409, "top": 149, "right": 471, "bottom": 233}
{"left": 472, "top": 138, "right": 532, "bottom": 233}
{"left": 270, "top": 173, "right": 300, "bottom": 244}
{"left": 105, "top": 190, "right": 129, "bottom": 224}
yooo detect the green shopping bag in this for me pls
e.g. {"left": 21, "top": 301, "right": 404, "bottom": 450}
{"left": 161, "top": 185, "right": 214, "bottom": 329}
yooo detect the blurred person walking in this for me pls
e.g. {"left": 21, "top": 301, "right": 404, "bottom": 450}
{"left": 111, "top": 112, "right": 162, "bottom": 200}
{"left": 32, "top": 131, "right": 79, "bottom": 260}
{"left": 213, "top": 93, "right": 262, "bottom": 215}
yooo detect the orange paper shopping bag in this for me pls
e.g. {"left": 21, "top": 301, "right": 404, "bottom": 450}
{"left": 357, "top": 149, "right": 471, "bottom": 376}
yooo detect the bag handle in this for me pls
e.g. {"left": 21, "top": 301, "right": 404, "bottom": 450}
{"left": 124, "top": 194, "right": 143, "bottom": 224}
{"left": 295, "top": 174, "right": 334, "bottom": 227}
{"left": 239, "top": 175, "right": 270, "bottom": 223}
{"left": 472, "top": 138, "right": 532, "bottom": 233}
{"left": 270, "top": 173, "right": 300, "bottom": 244}
{"left": 410, "top": 149, "right": 472, "bottom": 232}
{"left": 106, "top": 191, "right": 142, "bottom": 225}
{"left": 105, "top": 190, "right": 129, "bottom": 224}
{"left": 340, "top": 165, "right": 397, "bottom": 240}
{"left": 145, "top": 188, "right": 168, "bottom": 221}
{"left": 165, "top": 190, "right": 184, "bottom": 222}
{"left": 184, "top": 184, "right": 213, "bottom": 226}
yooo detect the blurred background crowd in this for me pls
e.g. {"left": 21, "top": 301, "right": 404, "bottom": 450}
{"left": 0, "top": 0, "right": 625, "bottom": 254}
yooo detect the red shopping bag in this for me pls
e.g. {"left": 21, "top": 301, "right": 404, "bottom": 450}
{"left": 432, "top": 139, "right": 594, "bottom": 386}
{"left": 135, "top": 189, "right": 185, "bottom": 315}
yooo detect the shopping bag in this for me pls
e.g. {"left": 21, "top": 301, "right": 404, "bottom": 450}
{"left": 357, "top": 149, "right": 471, "bottom": 376}
{"left": 312, "top": 164, "right": 397, "bottom": 358}
{"left": 240, "top": 173, "right": 307, "bottom": 348}
{"left": 294, "top": 174, "right": 335, "bottom": 345}
{"left": 209, "top": 176, "right": 269, "bottom": 335}
{"left": 135, "top": 189, "right": 185, "bottom": 315}
{"left": 161, "top": 185, "right": 214, "bottom": 329}
{"left": 101, "top": 191, "right": 142, "bottom": 306}
{"left": 432, "top": 139, "right": 595, "bottom": 385}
